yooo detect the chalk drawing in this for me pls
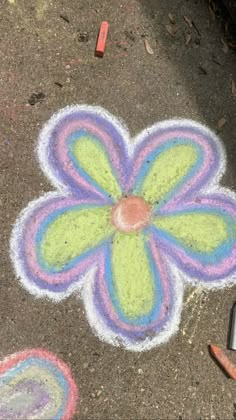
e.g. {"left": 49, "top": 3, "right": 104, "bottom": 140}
{"left": 0, "top": 348, "right": 78, "bottom": 419}
{"left": 10, "top": 106, "right": 236, "bottom": 351}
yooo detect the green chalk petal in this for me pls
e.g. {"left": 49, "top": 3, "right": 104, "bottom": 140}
{"left": 153, "top": 212, "right": 228, "bottom": 253}
{"left": 72, "top": 136, "right": 122, "bottom": 200}
{"left": 111, "top": 232, "right": 155, "bottom": 319}
{"left": 141, "top": 144, "right": 198, "bottom": 204}
{"left": 40, "top": 206, "right": 114, "bottom": 271}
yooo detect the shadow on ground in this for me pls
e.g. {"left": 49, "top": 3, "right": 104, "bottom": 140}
{"left": 139, "top": 0, "right": 236, "bottom": 185}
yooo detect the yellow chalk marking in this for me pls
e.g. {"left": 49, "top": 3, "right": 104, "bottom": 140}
{"left": 154, "top": 212, "right": 228, "bottom": 253}
{"left": 41, "top": 206, "right": 114, "bottom": 271}
{"left": 112, "top": 232, "right": 155, "bottom": 319}
{"left": 141, "top": 144, "right": 198, "bottom": 204}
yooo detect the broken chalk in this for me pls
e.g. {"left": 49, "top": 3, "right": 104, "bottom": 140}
{"left": 95, "top": 21, "right": 109, "bottom": 57}
{"left": 209, "top": 344, "right": 236, "bottom": 379}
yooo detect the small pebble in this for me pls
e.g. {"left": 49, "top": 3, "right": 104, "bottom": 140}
{"left": 138, "top": 368, "right": 143, "bottom": 375}
{"left": 78, "top": 31, "right": 89, "bottom": 42}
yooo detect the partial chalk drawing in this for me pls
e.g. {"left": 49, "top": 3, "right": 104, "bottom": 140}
{"left": 0, "top": 348, "right": 78, "bottom": 419}
{"left": 11, "top": 106, "right": 236, "bottom": 351}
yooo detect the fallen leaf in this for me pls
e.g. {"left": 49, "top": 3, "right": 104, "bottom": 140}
{"left": 212, "top": 55, "right": 222, "bottom": 66}
{"left": 217, "top": 117, "right": 227, "bottom": 132}
{"left": 211, "top": 0, "right": 216, "bottom": 12}
{"left": 208, "top": 4, "right": 215, "bottom": 20}
{"left": 166, "top": 24, "right": 178, "bottom": 37}
{"left": 144, "top": 39, "right": 154, "bottom": 55}
{"left": 229, "top": 42, "right": 236, "bottom": 50}
{"left": 198, "top": 66, "right": 207, "bottom": 75}
{"left": 192, "top": 20, "right": 201, "bottom": 37}
{"left": 183, "top": 15, "right": 193, "bottom": 28}
{"left": 232, "top": 80, "right": 236, "bottom": 97}
{"left": 168, "top": 13, "right": 175, "bottom": 24}
{"left": 221, "top": 37, "right": 229, "bottom": 54}
{"left": 185, "top": 32, "right": 192, "bottom": 46}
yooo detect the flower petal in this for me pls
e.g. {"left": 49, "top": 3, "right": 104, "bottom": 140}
{"left": 83, "top": 231, "right": 183, "bottom": 350}
{"left": 111, "top": 232, "right": 156, "bottom": 321}
{"left": 154, "top": 212, "right": 230, "bottom": 254}
{"left": 39, "top": 106, "right": 130, "bottom": 201}
{"left": 138, "top": 143, "right": 198, "bottom": 205}
{"left": 128, "top": 120, "right": 224, "bottom": 210}
{"left": 70, "top": 134, "right": 122, "bottom": 200}
{"left": 152, "top": 192, "right": 236, "bottom": 284}
{"left": 11, "top": 193, "right": 114, "bottom": 299}
{"left": 39, "top": 205, "right": 113, "bottom": 273}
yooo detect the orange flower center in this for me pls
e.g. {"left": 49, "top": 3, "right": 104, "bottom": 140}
{"left": 111, "top": 195, "right": 152, "bottom": 233}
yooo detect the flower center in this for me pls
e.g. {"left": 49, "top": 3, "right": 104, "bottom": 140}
{"left": 111, "top": 195, "right": 152, "bottom": 233}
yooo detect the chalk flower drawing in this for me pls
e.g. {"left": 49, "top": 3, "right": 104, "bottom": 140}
{"left": 0, "top": 348, "right": 78, "bottom": 419}
{"left": 11, "top": 106, "right": 236, "bottom": 351}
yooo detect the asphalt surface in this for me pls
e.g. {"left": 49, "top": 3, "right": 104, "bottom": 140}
{"left": 0, "top": 0, "right": 236, "bottom": 418}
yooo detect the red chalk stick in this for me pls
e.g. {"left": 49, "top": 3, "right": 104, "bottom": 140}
{"left": 210, "top": 344, "right": 236, "bottom": 379}
{"left": 95, "top": 21, "right": 109, "bottom": 57}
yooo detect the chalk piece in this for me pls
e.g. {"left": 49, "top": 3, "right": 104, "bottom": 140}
{"left": 95, "top": 21, "right": 109, "bottom": 57}
{"left": 209, "top": 344, "right": 236, "bottom": 379}
{"left": 230, "top": 303, "right": 236, "bottom": 350}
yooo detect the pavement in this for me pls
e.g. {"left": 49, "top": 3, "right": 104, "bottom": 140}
{"left": 0, "top": 0, "right": 236, "bottom": 418}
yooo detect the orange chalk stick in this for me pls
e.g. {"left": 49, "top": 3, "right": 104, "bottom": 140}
{"left": 95, "top": 21, "right": 109, "bottom": 57}
{"left": 210, "top": 344, "right": 236, "bottom": 379}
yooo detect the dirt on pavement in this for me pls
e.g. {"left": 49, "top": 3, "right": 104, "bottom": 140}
{"left": 0, "top": 0, "right": 236, "bottom": 418}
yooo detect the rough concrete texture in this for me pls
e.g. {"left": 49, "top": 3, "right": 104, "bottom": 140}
{"left": 0, "top": 0, "right": 236, "bottom": 418}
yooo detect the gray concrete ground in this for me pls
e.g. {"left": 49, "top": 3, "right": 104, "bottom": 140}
{"left": 0, "top": 0, "right": 236, "bottom": 418}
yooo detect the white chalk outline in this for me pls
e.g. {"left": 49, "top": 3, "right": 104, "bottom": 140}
{"left": 10, "top": 105, "right": 236, "bottom": 351}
